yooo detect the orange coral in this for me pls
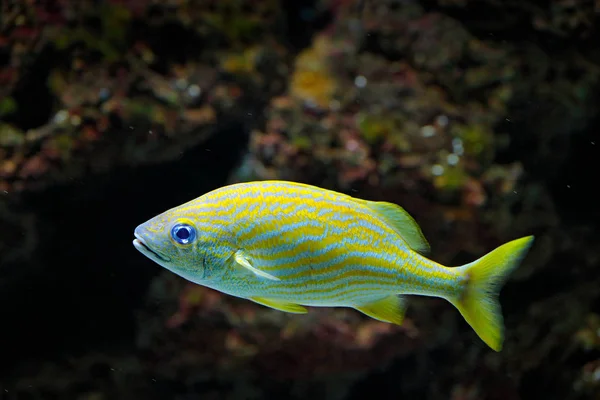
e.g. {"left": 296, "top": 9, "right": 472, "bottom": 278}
{"left": 290, "top": 35, "right": 337, "bottom": 109}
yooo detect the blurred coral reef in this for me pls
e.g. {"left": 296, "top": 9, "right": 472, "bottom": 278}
{"left": 1, "top": 0, "right": 599, "bottom": 399}
{"left": 0, "top": 0, "right": 287, "bottom": 193}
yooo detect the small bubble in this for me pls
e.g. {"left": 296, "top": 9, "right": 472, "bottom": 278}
{"left": 187, "top": 84, "right": 201, "bottom": 97}
{"left": 592, "top": 141, "right": 596, "bottom": 145}
{"left": 567, "top": 185, "right": 571, "bottom": 188}
{"left": 431, "top": 164, "right": 444, "bottom": 176}
{"left": 436, "top": 115, "right": 449, "bottom": 127}
{"left": 175, "top": 78, "right": 187, "bottom": 90}
{"left": 420, "top": 125, "right": 436, "bottom": 137}
{"left": 513, "top": 191, "right": 518, "bottom": 194}
{"left": 505, "top": 118, "right": 511, "bottom": 122}
{"left": 2, "top": 190, "right": 7, "bottom": 194}
{"left": 447, "top": 154, "right": 459, "bottom": 165}
{"left": 54, "top": 110, "right": 68, "bottom": 124}
{"left": 149, "top": 130, "right": 153, "bottom": 134}
{"left": 452, "top": 138, "right": 464, "bottom": 156}
{"left": 247, "top": 112, "right": 253, "bottom": 116}
{"left": 129, "top": 126, "right": 134, "bottom": 130}
{"left": 354, "top": 75, "right": 367, "bottom": 88}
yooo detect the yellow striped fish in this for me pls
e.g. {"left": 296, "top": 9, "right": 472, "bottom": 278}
{"left": 133, "top": 180, "right": 534, "bottom": 351}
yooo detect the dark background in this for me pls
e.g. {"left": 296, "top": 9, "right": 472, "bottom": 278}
{"left": 1, "top": 1, "right": 599, "bottom": 399}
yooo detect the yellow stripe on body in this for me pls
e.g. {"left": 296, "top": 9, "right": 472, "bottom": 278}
{"left": 176, "top": 181, "right": 464, "bottom": 304}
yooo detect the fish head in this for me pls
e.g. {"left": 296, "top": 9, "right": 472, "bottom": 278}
{"left": 133, "top": 202, "right": 234, "bottom": 284}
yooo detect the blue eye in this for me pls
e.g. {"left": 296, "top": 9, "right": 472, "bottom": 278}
{"left": 171, "top": 223, "right": 196, "bottom": 245}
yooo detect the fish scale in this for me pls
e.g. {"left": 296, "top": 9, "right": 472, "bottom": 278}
{"left": 133, "top": 180, "right": 535, "bottom": 351}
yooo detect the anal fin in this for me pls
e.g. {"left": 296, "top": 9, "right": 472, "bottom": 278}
{"left": 354, "top": 295, "right": 407, "bottom": 325}
{"left": 250, "top": 297, "right": 308, "bottom": 314}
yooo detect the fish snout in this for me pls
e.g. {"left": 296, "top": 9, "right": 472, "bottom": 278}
{"left": 133, "top": 224, "right": 171, "bottom": 262}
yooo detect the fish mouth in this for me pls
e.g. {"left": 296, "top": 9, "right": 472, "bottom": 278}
{"left": 133, "top": 234, "right": 171, "bottom": 262}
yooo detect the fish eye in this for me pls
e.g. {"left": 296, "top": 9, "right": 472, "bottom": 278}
{"left": 171, "top": 223, "right": 196, "bottom": 245}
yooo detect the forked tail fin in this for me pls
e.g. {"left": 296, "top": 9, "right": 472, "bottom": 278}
{"left": 449, "top": 236, "right": 535, "bottom": 351}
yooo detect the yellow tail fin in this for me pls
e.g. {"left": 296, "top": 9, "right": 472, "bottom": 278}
{"left": 450, "top": 236, "right": 535, "bottom": 351}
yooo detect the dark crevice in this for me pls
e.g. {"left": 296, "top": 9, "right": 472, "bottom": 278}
{"left": 0, "top": 121, "right": 249, "bottom": 376}
{"left": 281, "top": 0, "right": 334, "bottom": 52}
{"left": 5, "top": 46, "right": 56, "bottom": 130}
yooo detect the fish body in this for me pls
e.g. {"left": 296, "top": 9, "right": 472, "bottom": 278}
{"left": 133, "top": 180, "right": 534, "bottom": 351}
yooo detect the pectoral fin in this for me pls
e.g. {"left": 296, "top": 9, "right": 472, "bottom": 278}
{"left": 250, "top": 296, "right": 308, "bottom": 314}
{"left": 354, "top": 295, "right": 407, "bottom": 325}
{"left": 234, "top": 250, "right": 280, "bottom": 281}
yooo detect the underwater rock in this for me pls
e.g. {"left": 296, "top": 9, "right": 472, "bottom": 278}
{"left": 0, "top": 0, "right": 288, "bottom": 194}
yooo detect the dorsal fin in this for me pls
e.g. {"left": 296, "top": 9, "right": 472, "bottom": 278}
{"left": 362, "top": 200, "right": 430, "bottom": 255}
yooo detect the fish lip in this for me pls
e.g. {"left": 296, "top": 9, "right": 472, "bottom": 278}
{"left": 133, "top": 234, "right": 171, "bottom": 262}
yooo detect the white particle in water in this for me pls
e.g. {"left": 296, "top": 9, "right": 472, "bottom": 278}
{"left": 447, "top": 154, "right": 459, "bottom": 165}
{"left": 54, "top": 110, "right": 68, "bottom": 124}
{"left": 452, "top": 138, "right": 464, "bottom": 156}
{"left": 420, "top": 125, "right": 436, "bottom": 137}
{"left": 436, "top": 115, "right": 449, "bottom": 127}
{"left": 187, "top": 84, "right": 201, "bottom": 97}
{"left": 431, "top": 164, "right": 444, "bottom": 176}
{"left": 175, "top": 78, "right": 187, "bottom": 90}
{"left": 354, "top": 75, "right": 367, "bottom": 88}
